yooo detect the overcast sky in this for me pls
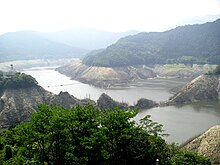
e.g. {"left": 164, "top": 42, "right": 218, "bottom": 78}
{"left": 0, "top": 0, "right": 220, "bottom": 34}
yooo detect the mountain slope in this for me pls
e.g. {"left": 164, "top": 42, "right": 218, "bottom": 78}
{"left": 0, "top": 72, "right": 94, "bottom": 127}
{"left": 0, "top": 86, "right": 51, "bottom": 127}
{"left": 165, "top": 74, "right": 220, "bottom": 105}
{"left": 0, "top": 31, "right": 88, "bottom": 62}
{"left": 56, "top": 60, "right": 156, "bottom": 87}
{"left": 183, "top": 125, "right": 220, "bottom": 165}
{"left": 44, "top": 27, "right": 139, "bottom": 50}
{"left": 83, "top": 19, "right": 220, "bottom": 67}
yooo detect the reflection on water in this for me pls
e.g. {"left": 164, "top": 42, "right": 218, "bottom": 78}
{"left": 23, "top": 67, "right": 220, "bottom": 144}
{"left": 135, "top": 102, "right": 220, "bottom": 144}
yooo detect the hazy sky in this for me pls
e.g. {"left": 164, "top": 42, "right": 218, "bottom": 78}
{"left": 0, "top": 0, "right": 220, "bottom": 34}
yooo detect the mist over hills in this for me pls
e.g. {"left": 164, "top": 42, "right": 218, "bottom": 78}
{"left": 1, "top": 18, "right": 219, "bottom": 64}
{"left": 83, "top": 19, "right": 220, "bottom": 67}
{"left": 0, "top": 31, "right": 88, "bottom": 62}
{"left": 44, "top": 27, "right": 139, "bottom": 50}
{"left": 174, "top": 14, "right": 220, "bottom": 27}
{"left": 0, "top": 28, "right": 139, "bottom": 62}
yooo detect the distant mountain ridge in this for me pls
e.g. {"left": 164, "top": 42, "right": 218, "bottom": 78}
{"left": 44, "top": 27, "right": 139, "bottom": 50}
{"left": 83, "top": 19, "right": 220, "bottom": 67}
{"left": 0, "top": 28, "right": 139, "bottom": 62}
{"left": 0, "top": 31, "right": 88, "bottom": 62}
{"left": 174, "top": 14, "right": 220, "bottom": 27}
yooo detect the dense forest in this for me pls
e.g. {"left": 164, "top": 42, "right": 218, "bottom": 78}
{"left": 83, "top": 19, "right": 220, "bottom": 67}
{"left": 0, "top": 104, "right": 211, "bottom": 164}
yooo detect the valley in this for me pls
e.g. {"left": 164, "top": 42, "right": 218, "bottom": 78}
{"left": 0, "top": 17, "right": 219, "bottom": 164}
{"left": 22, "top": 66, "right": 220, "bottom": 144}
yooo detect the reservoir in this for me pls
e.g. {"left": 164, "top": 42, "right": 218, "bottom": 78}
{"left": 23, "top": 67, "right": 220, "bottom": 144}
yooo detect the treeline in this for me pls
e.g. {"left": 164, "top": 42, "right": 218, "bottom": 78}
{"left": 83, "top": 19, "right": 220, "bottom": 67}
{"left": 0, "top": 72, "right": 38, "bottom": 90}
{"left": 0, "top": 104, "right": 211, "bottom": 164}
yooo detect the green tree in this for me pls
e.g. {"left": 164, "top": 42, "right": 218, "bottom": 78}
{"left": 2, "top": 72, "right": 38, "bottom": 89}
{"left": 3, "top": 145, "right": 13, "bottom": 161}
{"left": 171, "top": 149, "right": 211, "bottom": 165}
{"left": 0, "top": 104, "right": 212, "bottom": 164}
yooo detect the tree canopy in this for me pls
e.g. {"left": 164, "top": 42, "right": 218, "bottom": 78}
{"left": 0, "top": 104, "right": 211, "bottom": 164}
{"left": 0, "top": 72, "right": 38, "bottom": 89}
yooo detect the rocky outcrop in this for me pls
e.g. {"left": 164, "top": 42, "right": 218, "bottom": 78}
{"left": 49, "top": 91, "right": 96, "bottom": 109}
{"left": 0, "top": 86, "right": 94, "bottom": 128}
{"left": 97, "top": 93, "right": 128, "bottom": 109}
{"left": 49, "top": 91, "right": 80, "bottom": 109}
{"left": 183, "top": 125, "right": 220, "bottom": 165}
{"left": 0, "top": 86, "right": 52, "bottom": 127}
{"left": 97, "top": 93, "right": 159, "bottom": 110}
{"left": 165, "top": 75, "right": 220, "bottom": 105}
{"left": 135, "top": 98, "right": 158, "bottom": 109}
{"left": 56, "top": 60, "right": 156, "bottom": 87}
{"left": 0, "top": 84, "right": 159, "bottom": 127}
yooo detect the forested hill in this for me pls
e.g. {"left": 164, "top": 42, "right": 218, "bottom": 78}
{"left": 83, "top": 19, "right": 220, "bottom": 67}
{"left": 0, "top": 31, "right": 88, "bottom": 62}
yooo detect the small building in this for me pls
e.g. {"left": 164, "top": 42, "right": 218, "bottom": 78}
{"left": 2, "top": 64, "right": 16, "bottom": 79}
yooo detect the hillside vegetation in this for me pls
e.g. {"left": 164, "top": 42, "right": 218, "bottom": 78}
{"left": 83, "top": 19, "right": 220, "bottom": 67}
{"left": 0, "top": 72, "right": 38, "bottom": 90}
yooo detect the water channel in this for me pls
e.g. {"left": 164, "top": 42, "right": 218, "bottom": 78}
{"left": 23, "top": 67, "right": 220, "bottom": 144}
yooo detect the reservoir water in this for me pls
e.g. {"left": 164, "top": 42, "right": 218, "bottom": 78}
{"left": 23, "top": 67, "right": 220, "bottom": 144}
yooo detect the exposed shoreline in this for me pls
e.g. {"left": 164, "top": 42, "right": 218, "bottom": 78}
{"left": 56, "top": 59, "right": 216, "bottom": 88}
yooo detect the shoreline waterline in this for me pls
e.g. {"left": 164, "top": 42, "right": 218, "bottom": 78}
{"left": 23, "top": 67, "right": 220, "bottom": 144}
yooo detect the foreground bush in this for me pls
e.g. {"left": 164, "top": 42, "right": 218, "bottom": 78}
{"left": 0, "top": 104, "right": 211, "bottom": 164}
